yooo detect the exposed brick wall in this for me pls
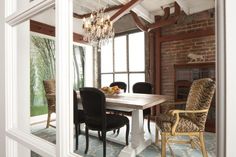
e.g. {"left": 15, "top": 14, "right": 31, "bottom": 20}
{"left": 161, "top": 9, "right": 215, "bottom": 36}
{"left": 160, "top": 9, "right": 215, "bottom": 109}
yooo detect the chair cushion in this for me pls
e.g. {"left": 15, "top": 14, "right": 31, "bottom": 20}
{"left": 156, "top": 114, "right": 200, "bottom": 132}
{"left": 86, "top": 114, "right": 129, "bottom": 131}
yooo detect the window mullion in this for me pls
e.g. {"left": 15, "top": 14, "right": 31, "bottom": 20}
{"left": 127, "top": 34, "right": 130, "bottom": 92}
{"left": 112, "top": 37, "right": 115, "bottom": 82}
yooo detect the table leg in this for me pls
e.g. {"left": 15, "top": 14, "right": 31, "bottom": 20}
{"left": 118, "top": 110, "right": 152, "bottom": 157}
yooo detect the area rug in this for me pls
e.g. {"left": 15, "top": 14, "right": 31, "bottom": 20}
{"left": 31, "top": 122, "right": 216, "bottom": 157}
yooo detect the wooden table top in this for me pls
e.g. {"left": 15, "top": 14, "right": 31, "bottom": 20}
{"left": 77, "top": 92, "right": 169, "bottom": 111}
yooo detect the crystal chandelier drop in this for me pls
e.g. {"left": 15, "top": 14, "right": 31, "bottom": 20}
{"left": 82, "top": 6, "right": 115, "bottom": 46}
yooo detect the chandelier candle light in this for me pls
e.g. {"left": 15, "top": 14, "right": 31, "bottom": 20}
{"left": 82, "top": 5, "right": 115, "bottom": 46}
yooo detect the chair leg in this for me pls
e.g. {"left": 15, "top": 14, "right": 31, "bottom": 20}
{"left": 189, "top": 136, "right": 196, "bottom": 149}
{"left": 125, "top": 123, "right": 129, "bottom": 145}
{"left": 46, "top": 112, "right": 51, "bottom": 128}
{"left": 102, "top": 131, "right": 106, "bottom": 157}
{"left": 161, "top": 132, "right": 167, "bottom": 157}
{"left": 116, "top": 128, "right": 120, "bottom": 136}
{"left": 78, "top": 124, "right": 81, "bottom": 135}
{"left": 98, "top": 131, "right": 102, "bottom": 140}
{"left": 199, "top": 132, "right": 208, "bottom": 157}
{"left": 155, "top": 127, "right": 159, "bottom": 145}
{"left": 75, "top": 124, "right": 78, "bottom": 150}
{"left": 147, "top": 115, "right": 151, "bottom": 133}
{"left": 85, "top": 126, "right": 89, "bottom": 154}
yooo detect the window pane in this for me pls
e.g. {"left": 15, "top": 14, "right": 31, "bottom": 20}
{"left": 73, "top": 45, "right": 85, "bottom": 90}
{"left": 101, "top": 39, "right": 113, "bottom": 73}
{"left": 129, "top": 32, "right": 145, "bottom": 71}
{"left": 84, "top": 45, "right": 93, "bottom": 87}
{"left": 101, "top": 74, "right": 113, "bottom": 87}
{"left": 129, "top": 73, "right": 145, "bottom": 92}
{"left": 114, "top": 74, "right": 128, "bottom": 92}
{"left": 114, "top": 36, "right": 127, "bottom": 72}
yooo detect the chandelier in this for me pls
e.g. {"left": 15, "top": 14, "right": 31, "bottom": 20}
{"left": 82, "top": 5, "right": 115, "bottom": 46}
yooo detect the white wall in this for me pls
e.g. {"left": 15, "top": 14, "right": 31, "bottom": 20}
{"left": 226, "top": 0, "right": 236, "bottom": 156}
{"left": 0, "top": 0, "right": 5, "bottom": 156}
{"left": 32, "top": 9, "right": 84, "bottom": 34}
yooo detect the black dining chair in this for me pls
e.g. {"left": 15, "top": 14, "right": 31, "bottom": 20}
{"left": 109, "top": 81, "right": 127, "bottom": 135}
{"left": 73, "top": 90, "right": 85, "bottom": 150}
{"left": 109, "top": 81, "right": 127, "bottom": 93}
{"left": 79, "top": 87, "right": 129, "bottom": 157}
{"left": 133, "top": 82, "right": 152, "bottom": 133}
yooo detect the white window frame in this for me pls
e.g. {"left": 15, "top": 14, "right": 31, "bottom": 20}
{"left": 5, "top": 0, "right": 81, "bottom": 156}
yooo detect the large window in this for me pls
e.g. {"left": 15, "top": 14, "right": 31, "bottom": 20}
{"left": 30, "top": 33, "right": 93, "bottom": 117}
{"left": 101, "top": 31, "right": 145, "bottom": 92}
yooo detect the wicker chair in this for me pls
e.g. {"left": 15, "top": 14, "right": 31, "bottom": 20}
{"left": 43, "top": 80, "right": 56, "bottom": 128}
{"left": 155, "top": 78, "right": 216, "bottom": 157}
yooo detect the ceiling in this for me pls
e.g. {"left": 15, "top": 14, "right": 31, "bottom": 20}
{"left": 73, "top": 0, "right": 215, "bottom": 23}
{"left": 31, "top": 0, "right": 215, "bottom": 35}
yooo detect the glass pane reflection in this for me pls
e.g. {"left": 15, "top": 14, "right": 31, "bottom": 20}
{"left": 101, "top": 74, "right": 113, "bottom": 87}
{"left": 129, "top": 73, "right": 145, "bottom": 92}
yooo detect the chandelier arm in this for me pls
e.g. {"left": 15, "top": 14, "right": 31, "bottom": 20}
{"left": 82, "top": 1, "right": 115, "bottom": 45}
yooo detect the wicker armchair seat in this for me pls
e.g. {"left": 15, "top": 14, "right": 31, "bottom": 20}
{"left": 156, "top": 114, "right": 200, "bottom": 132}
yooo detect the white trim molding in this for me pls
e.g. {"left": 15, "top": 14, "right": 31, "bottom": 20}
{"left": 5, "top": 0, "right": 55, "bottom": 26}
{"left": 6, "top": 129, "right": 56, "bottom": 157}
{"left": 55, "top": 0, "right": 80, "bottom": 156}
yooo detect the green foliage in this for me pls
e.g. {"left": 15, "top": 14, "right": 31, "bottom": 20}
{"left": 30, "top": 34, "right": 85, "bottom": 117}
{"left": 31, "top": 105, "right": 48, "bottom": 117}
{"left": 30, "top": 35, "right": 55, "bottom": 111}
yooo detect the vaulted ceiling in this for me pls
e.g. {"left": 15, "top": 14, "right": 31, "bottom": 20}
{"left": 31, "top": 0, "right": 215, "bottom": 35}
{"left": 73, "top": 0, "right": 215, "bottom": 23}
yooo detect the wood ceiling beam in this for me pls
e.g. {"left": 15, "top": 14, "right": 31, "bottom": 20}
{"left": 175, "top": 0, "right": 190, "bottom": 15}
{"left": 73, "top": 4, "right": 124, "bottom": 19}
{"left": 147, "top": 2, "right": 180, "bottom": 32}
{"left": 110, "top": 0, "right": 142, "bottom": 22}
{"left": 162, "top": 7, "right": 170, "bottom": 20}
{"left": 131, "top": 4, "right": 155, "bottom": 23}
{"left": 30, "top": 20, "right": 86, "bottom": 43}
{"left": 147, "top": 16, "right": 179, "bottom": 32}
{"left": 130, "top": 11, "right": 148, "bottom": 32}
{"left": 130, "top": 2, "right": 181, "bottom": 32}
{"left": 110, "top": 0, "right": 155, "bottom": 23}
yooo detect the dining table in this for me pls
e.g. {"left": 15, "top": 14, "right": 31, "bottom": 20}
{"left": 77, "top": 92, "right": 169, "bottom": 157}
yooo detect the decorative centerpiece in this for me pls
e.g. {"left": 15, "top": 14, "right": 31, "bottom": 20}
{"left": 101, "top": 86, "right": 121, "bottom": 95}
{"left": 187, "top": 53, "right": 205, "bottom": 63}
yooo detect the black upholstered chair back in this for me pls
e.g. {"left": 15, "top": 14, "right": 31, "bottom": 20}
{"left": 110, "top": 82, "right": 127, "bottom": 92}
{"left": 133, "top": 82, "right": 152, "bottom": 94}
{"left": 79, "top": 87, "right": 106, "bottom": 127}
{"left": 73, "top": 90, "right": 79, "bottom": 124}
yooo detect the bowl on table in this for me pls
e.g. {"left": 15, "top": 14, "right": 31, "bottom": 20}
{"left": 100, "top": 86, "right": 121, "bottom": 96}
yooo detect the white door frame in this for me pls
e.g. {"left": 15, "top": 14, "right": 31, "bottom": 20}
{"left": 4, "top": 0, "right": 81, "bottom": 156}
{"left": 216, "top": 0, "right": 226, "bottom": 156}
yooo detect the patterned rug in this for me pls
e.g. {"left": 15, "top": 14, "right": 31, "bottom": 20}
{"left": 31, "top": 121, "right": 216, "bottom": 157}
